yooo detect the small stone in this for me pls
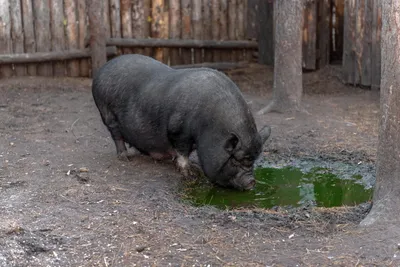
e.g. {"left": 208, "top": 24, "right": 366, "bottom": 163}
{"left": 136, "top": 246, "right": 146, "bottom": 253}
{"left": 79, "top": 167, "right": 89, "bottom": 172}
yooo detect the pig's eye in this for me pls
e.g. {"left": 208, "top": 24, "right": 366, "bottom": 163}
{"left": 242, "top": 156, "right": 253, "bottom": 167}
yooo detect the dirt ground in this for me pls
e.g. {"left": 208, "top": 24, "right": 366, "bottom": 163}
{"left": 0, "top": 63, "right": 399, "bottom": 266}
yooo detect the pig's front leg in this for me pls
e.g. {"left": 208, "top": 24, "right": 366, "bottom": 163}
{"left": 175, "top": 153, "right": 203, "bottom": 178}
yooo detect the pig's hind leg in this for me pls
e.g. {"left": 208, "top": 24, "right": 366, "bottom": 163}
{"left": 99, "top": 108, "right": 129, "bottom": 161}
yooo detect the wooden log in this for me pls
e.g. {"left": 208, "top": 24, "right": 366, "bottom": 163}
{"left": 0, "top": 47, "right": 118, "bottom": 64}
{"left": 169, "top": 0, "right": 182, "bottom": 65}
{"left": 110, "top": 0, "right": 121, "bottom": 38}
{"left": 50, "top": 0, "right": 66, "bottom": 76}
{"left": 21, "top": 0, "right": 36, "bottom": 75}
{"left": 237, "top": 0, "right": 245, "bottom": 61}
{"left": 121, "top": 0, "right": 133, "bottom": 54}
{"left": 181, "top": 0, "right": 192, "bottom": 64}
{"left": 0, "top": 0, "right": 14, "bottom": 78}
{"left": 172, "top": 61, "right": 247, "bottom": 70}
{"left": 151, "top": 0, "right": 164, "bottom": 61}
{"left": 33, "top": 0, "right": 53, "bottom": 76}
{"left": 107, "top": 38, "right": 258, "bottom": 48}
{"left": 371, "top": 0, "right": 381, "bottom": 90}
{"left": 317, "top": 0, "right": 331, "bottom": 68}
{"left": 228, "top": 0, "right": 238, "bottom": 62}
{"left": 132, "top": 0, "right": 145, "bottom": 55}
{"left": 103, "top": 0, "right": 111, "bottom": 38}
{"left": 342, "top": 0, "right": 356, "bottom": 85}
{"left": 246, "top": 0, "right": 258, "bottom": 40}
{"left": 78, "top": 0, "right": 89, "bottom": 77}
{"left": 202, "top": 0, "right": 213, "bottom": 62}
{"left": 360, "top": 0, "right": 372, "bottom": 86}
{"left": 220, "top": 0, "right": 230, "bottom": 61}
{"left": 143, "top": 0, "right": 152, "bottom": 56}
{"left": 10, "top": 0, "right": 26, "bottom": 76}
{"left": 211, "top": 0, "right": 221, "bottom": 62}
{"left": 192, "top": 0, "right": 202, "bottom": 63}
{"left": 336, "top": 0, "right": 345, "bottom": 57}
{"left": 332, "top": 0, "right": 344, "bottom": 62}
{"left": 302, "top": 0, "right": 317, "bottom": 70}
{"left": 257, "top": 0, "right": 274, "bottom": 65}
{"left": 64, "top": 0, "right": 80, "bottom": 77}
{"left": 242, "top": 0, "right": 252, "bottom": 61}
{"left": 87, "top": 0, "right": 109, "bottom": 76}
{"left": 162, "top": 7, "right": 169, "bottom": 64}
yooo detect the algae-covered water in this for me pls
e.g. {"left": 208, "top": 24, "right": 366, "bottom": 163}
{"left": 183, "top": 166, "right": 373, "bottom": 210}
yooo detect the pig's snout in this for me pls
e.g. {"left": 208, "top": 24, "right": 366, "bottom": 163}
{"left": 231, "top": 172, "right": 256, "bottom": 191}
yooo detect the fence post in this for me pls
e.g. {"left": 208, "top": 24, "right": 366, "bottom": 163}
{"left": 258, "top": 0, "right": 274, "bottom": 66}
{"left": 87, "top": 0, "right": 107, "bottom": 76}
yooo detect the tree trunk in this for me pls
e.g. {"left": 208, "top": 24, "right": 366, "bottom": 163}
{"left": 257, "top": 0, "right": 303, "bottom": 115}
{"left": 360, "top": 0, "right": 400, "bottom": 227}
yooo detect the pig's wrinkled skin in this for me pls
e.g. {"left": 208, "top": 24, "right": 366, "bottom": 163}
{"left": 92, "top": 54, "right": 271, "bottom": 190}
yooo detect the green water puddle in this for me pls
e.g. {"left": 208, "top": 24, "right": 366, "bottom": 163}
{"left": 182, "top": 166, "right": 373, "bottom": 210}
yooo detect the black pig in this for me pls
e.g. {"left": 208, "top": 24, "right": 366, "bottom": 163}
{"left": 92, "top": 54, "right": 271, "bottom": 190}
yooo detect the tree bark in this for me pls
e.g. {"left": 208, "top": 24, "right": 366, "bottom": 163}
{"left": 257, "top": 0, "right": 303, "bottom": 115}
{"left": 360, "top": 0, "right": 400, "bottom": 227}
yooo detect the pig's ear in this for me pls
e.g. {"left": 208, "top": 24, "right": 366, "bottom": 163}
{"left": 224, "top": 133, "right": 239, "bottom": 153}
{"left": 259, "top": 125, "right": 271, "bottom": 144}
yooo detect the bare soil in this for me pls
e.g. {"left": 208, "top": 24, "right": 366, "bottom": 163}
{"left": 0, "top": 64, "right": 399, "bottom": 266}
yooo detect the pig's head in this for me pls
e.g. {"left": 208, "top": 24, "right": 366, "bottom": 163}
{"left": 197, "top": 125, "right": 271, "bottom": 191}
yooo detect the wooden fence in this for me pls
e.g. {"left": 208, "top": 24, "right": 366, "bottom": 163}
{"left": 342, "top": 0, "right": 381, "bottom": 90}
{"left": 0, "top": 0, "right": 255, "bottom": 78}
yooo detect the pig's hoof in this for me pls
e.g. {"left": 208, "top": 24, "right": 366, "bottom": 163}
{"left": 117, "top": 151, "right": 130, "bottom": 162}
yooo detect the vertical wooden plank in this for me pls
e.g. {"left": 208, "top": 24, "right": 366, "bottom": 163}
{"left": 243, "top": 0, "right": 252, "bottom": 61}
{"left": 143, "top": 0, "right": 152, "bottom": 56}
{"left": 342, "top": 0, "right": 356, "bottom": 84}
{"left": 302, "top": 0, "right": 317, "bottom": 70}
{"left": 192, "top": 0, "right": 202, "bottom": 63}
{"left": 50, "top": 0, "right": 66, "bottom": 77}
{"left": 361, "top": 0, "right": 372, "bottom": 86}
{"left": 152, "top": 0, "right": 164, "bottom": 61}
{"left": 0, "top": 0, "right": 14, "bottom": 78}
{"left": 257, "top": 0, "right": 274, "bottom": 65}
{"left": 33, "top": 0, "right": 53, "bottom": 76}
{"left": 317, "top": 0, "right": 331, "bottom": 68}
{"left": 246, "top": 0, "right": 258, "bottom": 40}
{"left": 181, "top": 0, "right": 192, "bottom": 64}
{"left": 10, "top": 0, "right": 26, "bottom": 76}
{"left": 236, "top": 0, "right": 245, "bottom": 61}
{"left": 103, "top": 0, "right": 111, "bottom": 39}
{"left": 21, "top": 0, "right": 36, "bottom": 76}
{"left": 64, "top": 0, "right": 80, "bottom": 77}
{"left": 121, "top": 0, "right": 133, "bottom": 54}
{"left": 203, "top": 0, "right": 212, "bottom": 62}
{"left": 332, "top": 0, "right": 344, "bottom": 62}
{"left": 211, "top": 0, "right": 220, "bottom": 62}
{"left": 169, "top": 0, "right": 181, "bottom": 65}
{"left": 132, "top": 0, "right": 145, "bottom": 55}
{"left": 220, "top": 0, "right": 230, "bottom": 61}
{"left": 229, "top": 0, "right": 238, "bottom": 62}
{"left": 162, "top": 4, "right": 169, "bottom": 64}
{"left": 371, "top": 0, "right": 381, "bottom": 90}
{"left": 78, "top": 0, "right": 89, "bottom": 77}
{"left": 110, "top": 0, "right": 121, "bottom": 38}
{"left": 87, "top": 0, "right": 107, "bottom": 76}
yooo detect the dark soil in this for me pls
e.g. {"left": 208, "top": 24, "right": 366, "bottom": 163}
{"left": 0, "top": 64, "right": 399, "bottom": 266}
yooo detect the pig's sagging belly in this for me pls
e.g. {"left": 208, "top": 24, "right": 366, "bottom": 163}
{"left": 118, "top": 109, "right": 178, "bottom": 161}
